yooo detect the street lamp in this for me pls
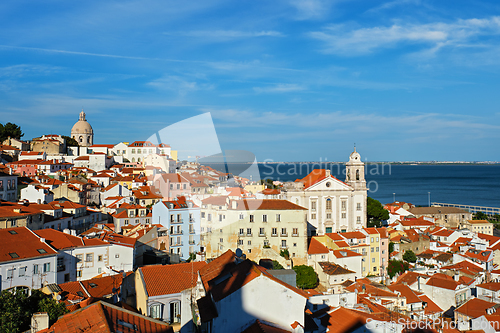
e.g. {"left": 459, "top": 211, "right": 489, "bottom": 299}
{"left": 428, "top": 192, "right": 431, "bottom": 207}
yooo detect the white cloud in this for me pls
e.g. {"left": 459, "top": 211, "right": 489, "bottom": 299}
{"left": 287, "top": 0, "right": 333, "bottom": 20}
{"left": 165, "top": 30, "right": 284, "bottom": 39}
{"left": 253, "top": 83, "right": 306, "bottom": 93}
{"left": 309, "top": 16, "right": 500, "bottom": 56}
{"left": 148, "top": 75, "right": 214, "bottom": 96}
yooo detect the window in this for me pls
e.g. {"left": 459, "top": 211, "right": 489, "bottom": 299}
{"left": 276, "top": 214, "right": 281, "bottom": 222}
{"left": 43, "top": 262, "right": 50, "bottom": 272}
{"left": 238, "top": 239, "right": 243, "bottom": 245}
{"left": 325, "top": 199, "right": 331, "bottom": 210}
{"left": 98, "top": 267, "right": 102, "bottom": 274}
{"left": 76, "top": 254, "right": 83, "bottom": 262}
{"left": 124, "top": 219, "right": 129, "bottom": 225}
{"left": 98, "top": 255, "right": 103, "bottom": 262}
{"left": 281, "top": 240, "right": 287, "bottom": 248}
{"left": 247, "top": 228, "right": 252, "bottom": 236}
{"left": 373, "top": 266, "right": 377, "bottom": 272}
{"left": 326, "top": 227, "right": 332, "bottom": 233}
{"left": 357, "top": 203, "right": 361, "bottom": 211}
{"left": 376, "top": 247, "right": 379, "bottom": 252}
{"left": 262, "top": 215, "right": 267, "bottom": 222}
{"left": 376, "top": 237, "right": 379, "bottom": 242}
{"left": 86, "top": 253, "right": 93, "bottom": 262}
{"left": 281, "top": 228, "right": 287, "bottom": 236}
{"left": 7, "top": 269, "right": 14, "bottom": 279}
{"left": 220, "top": 238, "right": 223, "bottom": 243}
{"left": 249, "top": 215, "right": 254, "bottom": 223}
{"left": 248, "top": 240, "right": 251, "bottom": 245}
{"left": 371, "top": 237, "right": 374, "bottom": 243}
{"left": 357, "top": 216, "right": 361, "bottom": 223}
{"left": 311, "top": 201, "right": 317, "bottom": 210}
{"left": 341, "top": 201, "right": 346, "bottom": 210}
{"left": 239, "top": 213, "right": 244, "bottom": 220}
{"left": 372, "top": 258, "right": 375, "bottom": 263}
{"left": 272, "top": 228, "right": 277, "bottom": 236}
{"left": 326, "top": 213, "right": 331, "bottom": 219}
{"left": 150, "top": 304, "right": 162, "bottom": 320}
{"left": 311, "top": 214, "right": 316, "bottom": 220}
{"left": 371, "top": 247, "right": 374, "bottom": 253}
{"left": 341, "top": 213, "right": 346, "bottom": 219}
{"left": 201, "top": 212, "right": 205, "bottom": 218}
{"left": 19, "top": 266, "right": 27, "bottom": 277}
{"left": 259, "top": 228, "right": 265, "bottom": 236}
{"left": 115, "top": 254, "right": 120, "bottom": 258}
{"left": 207, "top": 214, "right": 211, "bottom": 221}
{"left": 219, "top": 215, "right": 223, "bottom": 222}
{"left": 239, "top": 228, "right": 244, "bottom": 236}
{"left": 292, "top": 228, "right": 298, "bottom": 236}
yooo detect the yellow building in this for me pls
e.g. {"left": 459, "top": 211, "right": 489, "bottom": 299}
{"left": 463, "top": 219, "right": 494, "bottom": 235}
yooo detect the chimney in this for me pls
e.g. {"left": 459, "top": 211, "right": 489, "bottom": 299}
{"left": 454, "top": 271, "right": 460, "bottom": 282}
{"left": 417, "top": 276, "right": 421, "bottom": 291}
{"left": 326, "top": 169, "right": 331, "bottom": 177}
{"left": 231, "top": 200, "right": 237, "bottom": 210}
{"left": 31, "top": 312, "right": 49, "bottom": 333}
{"left": 40, "top": 238, "right": 45, "bottom": 243}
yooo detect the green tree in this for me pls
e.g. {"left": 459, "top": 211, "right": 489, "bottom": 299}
{"left": 38, "top": 297, "right": 68, "bottom": 325}
{"left": 403, "top": 250, "right": 417, "bottom": 263}
{"left": 0, "top": 289, "right": 68, "bottom": 332}
{"left": 387, "top": 260, "right": 409, "bottom": 279}
{"left": 367, "top": 197, "right": 389, "bottom": 227}
{"left": 272, "top": 260, "right": 284, "bottom": 270}
{"left": 388, "top": 242, "right": 395, "bottom": 254}
{"left": 473, "top": 211, "right": 489, "bottom": 220}
{"left": 293, "top": 265, "right": 318, "bottom": 289}
{"left": 280, "top": 249, "right": 290, "bottom": 260}
{"left": 61, "top": 135, "right": 79, "bottom": 147}
{"left": 0, "top": 290, "right": 30, "bottom": 332}
{"left": 0, "top": 122, "right": 24, "bottom": 142}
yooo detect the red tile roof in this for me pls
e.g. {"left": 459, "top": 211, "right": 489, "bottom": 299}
{"left": 42, "top": 300, "right": 173, "bottom": 333}
{"left": 242, "top": 320, "right": 290, "bottom": 333}
{"left": 295, "top": 169, "right": 346, "bottom": 189}
{"left": 476, "top": 282, "right": 500, "bottom": 292}
{"left": 232, "top": 199, "right": 307, "bottom": 211}
{"left": 0, "top": 227, "right": 57, "bottom": 263}
{"left": 418, "top": 294, "right": 443, "bottom": 315}
{"left": 308, "top": 238, "right": 329, "bottom": 255}
{"left": 81, "top": 272, "right": 133, "bottom": 298}
{"left": 140, "top": 262, "right": 207, "bottom": 296}
{"left": 387, "top": 284, "right": 422, "bottom": 304}
{"left": 332, "top": 249, "right": 362, "bottom": 258}
{"left": 455, "top": 298, "right": 499, "bottom": 319}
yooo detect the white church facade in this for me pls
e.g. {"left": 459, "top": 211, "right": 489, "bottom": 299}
{"left": 283, "top": 148, "right": 367, "bottom": 235}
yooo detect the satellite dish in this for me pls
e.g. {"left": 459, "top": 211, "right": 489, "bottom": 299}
{"left": 235, "top": 248, "right": 243, "bottom": 258}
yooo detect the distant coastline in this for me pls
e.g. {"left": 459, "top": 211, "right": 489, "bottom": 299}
{"left": 202, "top": 161, "right": 500, "bottom": 165}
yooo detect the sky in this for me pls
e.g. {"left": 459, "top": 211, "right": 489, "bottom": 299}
{"left": 1, "top": 0, "right": 500, "bottom": 162}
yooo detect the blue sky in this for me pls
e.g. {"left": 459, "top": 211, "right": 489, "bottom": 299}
{"left": 1, "top": 0, "right": 500, "bottom": 162}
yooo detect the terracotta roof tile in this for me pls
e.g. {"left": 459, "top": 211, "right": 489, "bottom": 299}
{"left": 0, "top": 227, "right": 57, "bottom": 263}
{"left": 140, "top": 262, "right": 207, "bottom": 296}
{"left": 308, "top": 238, "right": 329, "bottom": 255}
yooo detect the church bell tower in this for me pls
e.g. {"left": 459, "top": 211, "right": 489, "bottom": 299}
{"left": 345, "top": 146, "right": 366, "bottom": 191}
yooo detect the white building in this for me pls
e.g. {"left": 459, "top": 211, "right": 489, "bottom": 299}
{"left": 21, "top": 184, "right": 54, "bottom": 204}
{"left": 0, "top": 227, "right": 58, "bottom": 292}
{"left": 283, "top": 148, "right": 367, "bottom": 235}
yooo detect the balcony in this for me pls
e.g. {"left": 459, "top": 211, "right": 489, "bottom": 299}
{"left": 259, "top": 233, "right": 266, "bottom": 237}
{"left": 292, "top": 233, "right": 299, "bottom": 237}
{"left": 246, "top": 233, "right": 252, "bottom": 237}
{"left": 271, "top": 233, "right": 278, "bottom": 237}
{"left": 171, "top": 230, "right": 183, "bottom": 235}
{"left": 189, "top": 218, "right": 195, "bottom": 223}
{"left": 189, "top": 240, "right": 196, "bottom": 245}
{"left": 189, "top": 229, "right": 196, "bottom": 234}
{"left": 280, "top": 233, "right": 288, "bottom": 237}
{"left": 171, "top": 218, "right": 183, "bottom": 224}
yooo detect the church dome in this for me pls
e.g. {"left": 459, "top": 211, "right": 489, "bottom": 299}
{"left": 71, "top": 111, "right": 93, "bottom": 134}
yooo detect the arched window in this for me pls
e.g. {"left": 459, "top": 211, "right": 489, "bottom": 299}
{"left": 79, "top": 136, "right": 83, "bottom": 143}
{"left": 149, "top": 303, "right": 163, "bottom": 320}
{"left": 356, "top": 169, "right": 360, "bottom": 180}
{"left": 326, "top": 198, "right": 332, "bottom": 210}
{"left": 87, "top": 136, "right": 90, "bottom": 143}
{"left": 131, "top": 158, "right": 135, "bottom": 162}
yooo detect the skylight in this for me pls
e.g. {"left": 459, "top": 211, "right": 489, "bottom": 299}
{"left": 9, "top": 253, "right": 19, "bottom": 258}
{"left": 8, "top": 230, "right": 18, "bottom": 235}
{"left": 37, "top": 249, "right": 47, "bottom": 254}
